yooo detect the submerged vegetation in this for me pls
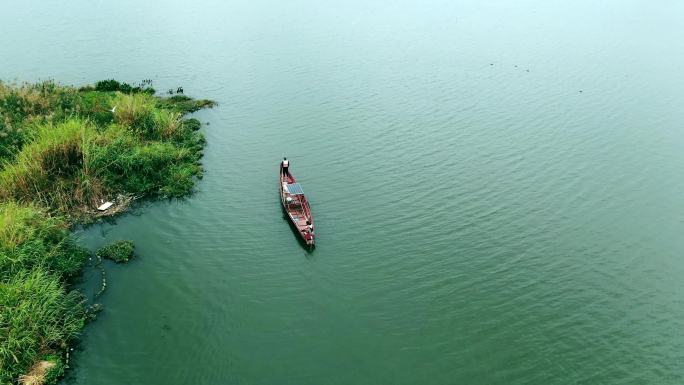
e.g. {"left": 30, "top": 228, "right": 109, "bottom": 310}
{"left": 0, "top": 80, "right": 213, "bottom": 384}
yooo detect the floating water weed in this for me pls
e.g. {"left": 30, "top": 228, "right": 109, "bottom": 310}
{"left": 96, "top": 240, "right": 134, "bottom": 263}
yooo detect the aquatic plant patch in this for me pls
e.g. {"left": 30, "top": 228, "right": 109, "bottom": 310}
{"left": 96, "top": 240, "right": 135, "bottom": 263}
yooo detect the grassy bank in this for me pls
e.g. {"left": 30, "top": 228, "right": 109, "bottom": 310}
{"left": 0, "top": 80, "right": 213, "bottom": 384}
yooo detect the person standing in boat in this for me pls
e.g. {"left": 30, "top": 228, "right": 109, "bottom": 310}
{"left": 281, "top": 157, "right": 289, "bottom": 176}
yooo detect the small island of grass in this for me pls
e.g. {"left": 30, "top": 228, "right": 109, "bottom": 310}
{"left": 0, "top": 79, "right": 214, "bottom": 384}
{"left": 97, "top": 240, "right": 135, "bottom": 263}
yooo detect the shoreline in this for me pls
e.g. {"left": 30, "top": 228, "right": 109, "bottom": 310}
{"left": 0, "top": 79, "right": 214, "bottom": 384}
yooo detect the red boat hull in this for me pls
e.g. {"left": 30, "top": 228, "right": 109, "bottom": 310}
{"left": 279, "top": 164, "right": 315, "bottom": 247}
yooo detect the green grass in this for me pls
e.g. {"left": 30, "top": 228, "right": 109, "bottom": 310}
{"left": 0, "top": 119, "right": 96, "bottom": 213}
{"left": 0, "top": 81, "right": 213, "bottom": 219}
{"left": 0, "top": 268, "right": 86, "bottom": 385}
{"left": 0, "top": 202, "right": 87, "bottom": 281}
{"left": 42, "top": 355, "right": 66, "bottom": 385}
{"left": 0, "top": 80, "right": 214, "bottom": 383}
{"left": 0, "top": 203, "right": 88, "bottom": 384}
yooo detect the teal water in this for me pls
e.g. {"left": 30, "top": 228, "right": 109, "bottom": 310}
{"left": 2, "top": 0, "right": 684, "bottom": 383}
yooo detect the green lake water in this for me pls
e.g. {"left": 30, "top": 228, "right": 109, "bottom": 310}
{"left": 2, "top": 0, "right": 684, "bottom": 383}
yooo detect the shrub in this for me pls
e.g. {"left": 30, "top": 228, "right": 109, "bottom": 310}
{"left": 182, "top": 118, "right": 202, "bottom": 131}
{"left": 94, "top": 79, "right": 124, "bottom": 92}
{"left": 93, "top": 79, "right": 154, "bottom": 95}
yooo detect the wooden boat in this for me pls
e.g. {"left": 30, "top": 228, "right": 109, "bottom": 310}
{"left": 279, "top": 163, "right": 315, "bottom": 247}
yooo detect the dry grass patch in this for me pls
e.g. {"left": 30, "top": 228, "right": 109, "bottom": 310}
{"left": 18, "top": 360, "right": 56, "bottom": 385}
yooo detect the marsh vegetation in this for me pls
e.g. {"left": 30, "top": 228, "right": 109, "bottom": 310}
{"left": 0, "top": 80, "right": 213, "bottom": 384}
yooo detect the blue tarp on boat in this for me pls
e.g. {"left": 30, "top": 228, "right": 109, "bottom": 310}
{"left": 285, "top": 183, "right": 305, "bottom": 195}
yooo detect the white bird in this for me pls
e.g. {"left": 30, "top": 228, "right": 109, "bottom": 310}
{"left": 110, "top": 106, "right": 117, "bottom": 113}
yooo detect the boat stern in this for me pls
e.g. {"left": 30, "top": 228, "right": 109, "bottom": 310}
{"left": 304, "top": 231, "right": 315, "bottom": 248}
